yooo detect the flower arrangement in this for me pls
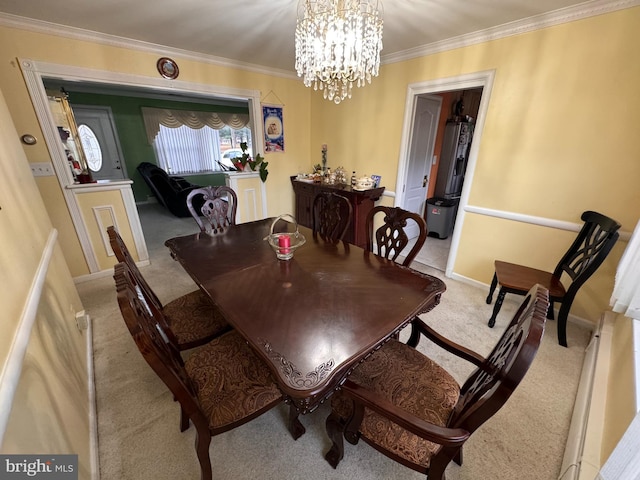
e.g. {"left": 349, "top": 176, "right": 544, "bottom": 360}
{"left": 233, "top": 142, "right": 269, "bottom": 182}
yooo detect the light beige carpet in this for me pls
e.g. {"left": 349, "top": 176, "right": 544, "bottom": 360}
{"left": 77, "top": 203, "right": 591, "bottom": 480}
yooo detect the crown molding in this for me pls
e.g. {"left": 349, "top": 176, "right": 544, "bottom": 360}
{"left": 1, "top": 0, "right": 638, "bottom": 74}
{"left": 381, "top": 0, "right": 640, "bottom": 65}
{"left": 0, "top": 12, "right": 299, "bottom": 80}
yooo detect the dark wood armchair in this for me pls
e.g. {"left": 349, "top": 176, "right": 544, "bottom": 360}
{"left": 108, "top": 226, "right": 231, "bottom": 351}
{"left": 486, "top": 210, "right": 620, "bottom": 346}
{"left": 312, "top": 191, "right": 353, "bottom": 244}
{"left": 365, "top": 205, "right": 427, "bottom": 267}
{"left": 114, "top": 262, "right": 302, "bottom": 480}
{"left": 186, "top": 185, "right": 238, "bottom": 234}
{"left": 325, "top": 284, "right": 549, "bottom": 480}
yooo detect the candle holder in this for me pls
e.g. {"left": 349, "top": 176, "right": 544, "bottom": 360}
{"left": 265, "top": 214, "right": 306, "bottom": 260}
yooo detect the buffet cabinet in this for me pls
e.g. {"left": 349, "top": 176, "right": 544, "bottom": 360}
{"left": 290, "top": 176, "right": 385, "bottom": 248}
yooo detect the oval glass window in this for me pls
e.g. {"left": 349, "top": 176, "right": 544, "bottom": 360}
{"left": 78, "top": 124, "right": 103, "bottom": 172}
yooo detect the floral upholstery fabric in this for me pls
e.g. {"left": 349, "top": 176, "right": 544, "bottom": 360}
{"left": 162, "top": 290, "right": 230, "bottom": 349}
{"left": 185, "top": 331, "right": 283, "bottom": 431}
{"left": 331, "top": 339, "right": 460, "bottom": 469}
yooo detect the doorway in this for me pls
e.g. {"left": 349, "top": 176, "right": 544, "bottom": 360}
{"left": 21, "top": 58, "right": 263, "bottom": 275}
{"left": 395, "top": 70, "right": 495, "bottom": 276}
{"left": 73, "top": 105, "right": 127, "bottom": 181}
{"left": 403, "top": 95, "right": 442, "bottom": 240}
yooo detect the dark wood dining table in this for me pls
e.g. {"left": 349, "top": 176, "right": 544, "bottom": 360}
{"left": 165, "top": 217, "right": 446, "bottom": 415}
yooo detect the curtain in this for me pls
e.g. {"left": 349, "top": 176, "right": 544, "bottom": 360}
{"left": 610, "top": 219, "right": 640, "bottom": 320}
{"left": 153, "top": 124, "right": 221, "bottom": 174}
{"left": 141, "top": 107, "right": 250, "bottom": 143}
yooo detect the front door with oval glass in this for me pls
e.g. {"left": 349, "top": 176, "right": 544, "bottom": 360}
{"left": 73, "top": 105, "right": 127, "bottom": 181}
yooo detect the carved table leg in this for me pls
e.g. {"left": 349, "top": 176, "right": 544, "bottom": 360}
{"left": 324, "top": 411, "right": 345, "bottom": 469}
{"left": 288, "top": 405, "right": 306, "bottom": 440}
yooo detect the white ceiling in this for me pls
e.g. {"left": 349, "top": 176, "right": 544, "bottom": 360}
{"left": 0, "top": 0, "right": 618, "bottom": 73}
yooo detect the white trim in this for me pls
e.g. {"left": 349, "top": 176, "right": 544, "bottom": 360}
{"left": 558, "top": 313, "right": 615, "bottom": 480}
{"left": 0, "top": 12, "right": 297, "bottom": 80}
{"left": 395, "top": 70, "right": 496, "bottom": 279}
{"left": 224, "top": 172, "right": 268, "bottom": 222}
{"left": 2, "top": 1, "right": 637, "bottom": 77}
{"left": 0, "top": 228, "right": 58, "bottom": 444}
{"left": 85, "top": 315, "right": 100, "bottom": 480}
{"left": 19, "top": 58, "right": 260, "bottom": 275}
{"left": 72, "top": 260, "right": 150, "bottom": 284}
{"left": 381, "top": 0, "right": 640, "bottom": 65}
{"left": 464, "top": 205, "right": 633, "bottom": 242}
{"left": 120, "top": 187, "right": 149, "bottom": 264}
{"left": 382, "top": 190, "right": 395, "bottom": 199}
{"left": 92, "top": 205, "right": 117, "bottom": 257}
{"left": 634, "top": 319, "right": 640, "bottom": 413}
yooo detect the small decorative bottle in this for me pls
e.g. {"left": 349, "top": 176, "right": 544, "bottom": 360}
{"left": 351, "top": 171, "right": 357, "bottom": 187}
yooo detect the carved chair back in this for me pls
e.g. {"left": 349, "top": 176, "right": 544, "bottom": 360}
{"left": 187, "top": 186, "right": 238, "bottom": 233}
{"left": 453, "top": 286, "right": 547, "bottom": 431}
{"left": 108, "top": 226, "right": 162, "bottom": 310}
{"left": 553, "top": 210, "right": 620, "bottom": 297}
{"left": 312, "top": 192, "right": 353, "bottom": 244}
{"left": 108, "top": 226, "right": 182, "bottom": 348}
{"left": 365, "top": 206, "right": 427, "bottom": 267}
{"left": 114, "top": 262, "right": 206, "bottom": 425}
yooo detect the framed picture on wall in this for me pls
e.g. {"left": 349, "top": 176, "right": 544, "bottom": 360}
{"left": 262, "top": 105, "right": 284, "bottom": 153}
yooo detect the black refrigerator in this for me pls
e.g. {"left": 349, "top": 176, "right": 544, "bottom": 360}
{"left": 433, "top": 120, "right": 474, "bottom": 199}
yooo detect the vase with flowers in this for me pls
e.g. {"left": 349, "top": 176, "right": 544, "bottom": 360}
{"left": 233, "top": 142, "right": 269, "bottom": 182}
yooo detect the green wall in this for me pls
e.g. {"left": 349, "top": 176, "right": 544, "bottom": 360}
{"left": 64, "top": 91, "right": 245, "bottom": 201}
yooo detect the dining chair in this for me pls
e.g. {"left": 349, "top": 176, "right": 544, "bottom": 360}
{"left": 113, "top": 262, "right": 303, "bottom": 480}
{"left": 486, "top": 210, "right": 620, "bottom": 346}
{"left": 312, "top": 191, "right": 353, "bottom": 243}
{"left": 365, "top": 205, "right": 427, "bottom": 267}
{"left": 107, "top": 226, "right": 231, "bottom": 351}
{"left": 186, "top": 185, "right": 238, "bottom": 233}
{"left": 325, "top": 284, "right": 549, "bottom": 480}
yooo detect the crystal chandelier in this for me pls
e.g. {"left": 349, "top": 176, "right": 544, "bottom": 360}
{"left": 295, "top": 0, "right": 383, "bottom": 104}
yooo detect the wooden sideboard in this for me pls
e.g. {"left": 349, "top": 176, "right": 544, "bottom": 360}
{"left": 290, "top": 176, "right": 385, "bottom": 248}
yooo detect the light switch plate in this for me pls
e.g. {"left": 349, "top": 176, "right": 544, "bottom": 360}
{"left": 30, "top": 162, "right": 55, "bottom": 176}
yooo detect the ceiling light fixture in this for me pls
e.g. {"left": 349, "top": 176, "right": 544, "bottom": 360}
{"left": 295, "top": 0, "right": 383, "bottom": 104}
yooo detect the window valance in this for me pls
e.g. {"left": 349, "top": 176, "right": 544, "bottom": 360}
{"left": 141, "top": 107, "right": 250, "bottom": 143}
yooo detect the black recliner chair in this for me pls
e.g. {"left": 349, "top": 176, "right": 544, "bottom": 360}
{"left": 136, "top": 162, "right": 203, "bottom": 217}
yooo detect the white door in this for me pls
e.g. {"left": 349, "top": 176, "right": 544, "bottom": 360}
{"left": 73, "top": 105, "right": 127, "bottom": 181}
{"left": 403, "top": 95, "right": 442, "bottom": 238}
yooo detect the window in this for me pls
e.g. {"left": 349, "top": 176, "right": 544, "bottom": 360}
{"left": 152, "top": 124, "right": 253, "bottom": 175}
{"left": 77, "top": 124, "right": 103, "bottom": 172}
{"left": 141, "top": 106, "right": 253, "bottom": 175}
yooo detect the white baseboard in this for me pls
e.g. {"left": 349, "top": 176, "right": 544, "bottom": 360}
{"left": 559, "top": 312, "right": 615, "bottom": 480}
{"left": 86, "top": 314, "right": 100, "bottom": 480}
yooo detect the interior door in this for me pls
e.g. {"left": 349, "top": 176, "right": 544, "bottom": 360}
{"left": 73, "top": 105, "right": 127, "bottom": 181}
{"left": 403, "top": 95, "right": 442, "bottom": 238}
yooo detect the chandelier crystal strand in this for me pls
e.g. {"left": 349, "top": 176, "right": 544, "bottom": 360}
{"left": 295, "top": 0, "right": 383, "bottom": 104}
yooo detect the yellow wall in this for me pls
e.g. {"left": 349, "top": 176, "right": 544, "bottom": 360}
{"left": 0, "top": 5, "right": 639, "bottom": 472}
{"left": 0, "top": 8, "right": 638, "bottom": 315}
{"left": 0, "top": 87, "right": 91, "bottom": 476}
{"left": 0, "top": 24, "right": 312, "bottom": 276}
{"left": 311, "top": 7, "right": 640, "bottom": 325}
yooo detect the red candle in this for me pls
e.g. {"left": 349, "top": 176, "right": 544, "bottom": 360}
{"left": 278, "top": 235, "right": 291, "bottom": 254}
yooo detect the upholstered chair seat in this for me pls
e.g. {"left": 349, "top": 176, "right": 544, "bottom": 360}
{"left": 330, "top": 339, "right": 460, "bottom": 468}
{"left": 185, "top": 330, "right": 284, "bottom": 430}
{"left": 162, "top": 290, "right": 229, "bottom": 350}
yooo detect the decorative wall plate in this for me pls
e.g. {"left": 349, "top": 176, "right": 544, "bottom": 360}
{"left": 21, "top": 134, "right": 37, "bottom": 145}
{"left": 157, "top": 57, "right": 179, "bottom": 79}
